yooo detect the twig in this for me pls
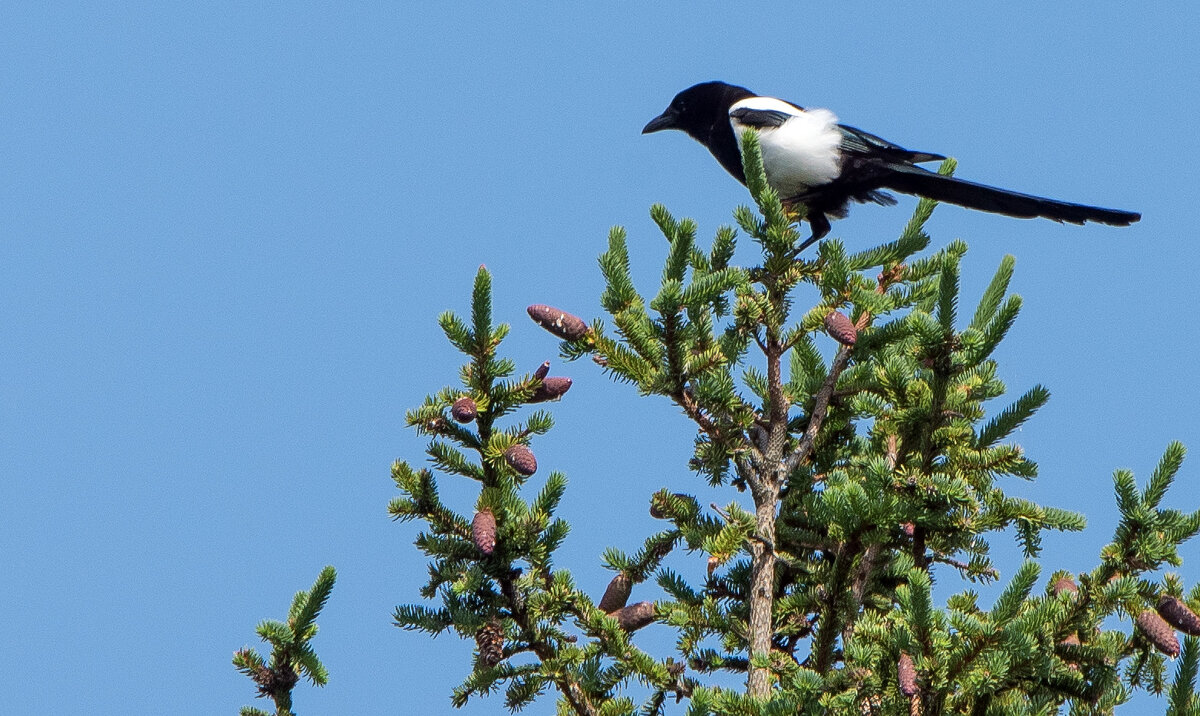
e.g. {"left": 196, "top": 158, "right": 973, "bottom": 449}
{"left": 931, "top": 553, "right": 998, "bottom": 580}
{"left": 785, "top": 344, "right": 853, "bottom": 473}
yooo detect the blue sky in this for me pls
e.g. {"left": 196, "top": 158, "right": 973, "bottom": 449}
{"left": 2, "top": 3, "right": 1198, "bottom": 713}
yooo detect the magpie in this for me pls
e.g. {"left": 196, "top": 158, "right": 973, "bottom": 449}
{"left": 643, "top": 81, "right": 1140, "bottom": 246}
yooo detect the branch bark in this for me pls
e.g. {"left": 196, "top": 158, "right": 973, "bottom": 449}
{"left": 746, "top": 324, "right": 788, "bottom": 698}
{"left": 500, "top": 573, "right": 598, "bottom": 716}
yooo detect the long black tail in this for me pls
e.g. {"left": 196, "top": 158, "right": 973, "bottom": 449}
{"left": 878, "top": 163, "right": 1140, "bottom": 226}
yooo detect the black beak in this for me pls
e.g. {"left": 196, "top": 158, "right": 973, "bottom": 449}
{"left": 642, "top": 111, "right": 677, "bottom": 134}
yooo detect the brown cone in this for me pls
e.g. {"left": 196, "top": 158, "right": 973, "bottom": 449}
{"left": 533, "top": 361, "right": 551, "bottom": 380}
{"left": 897, "top": 653, "right": 918, "bottom": 696}
{"left": 1052, "top": 576, "right": 1078, "bottom": 596}
{"left": 650, "top": 492, "right": 693, "bottom": 519}
{"left": 1137, "top": 609, "right": 1181, "bottom": 657}
{"left": 253, "top": 663, "right": 298, "bottom": 698}
{"left": 451, "top": 397, "right": 478, "bottom": 423}
{"left": 529, "top": 376, "right": 572, "bottom": 403}
{"left": 504, "top": 444, "right": 537, "bottom": 476}
{"left": 1058, "top": 632, "right": 1082, "bottom": 671}
{"left": 613, "top": 601, "right": 655, "bottom": 632}
{"left": 476, "top": 619, "right": 504, "bottom": 667}
{"left": 597, "top": 573, "right": 632, "bottom": 613}
{"left": 472, "top": 510, "right": 497, "bottom": 555}
{"left": 824, "top": 311, "right": 857, "bottom": 347}
{"left": 527, "top": 304, "right": 589, "bottom": 341}
{"left": 1158, "top": 595, "right": 1200, "bottom": 637}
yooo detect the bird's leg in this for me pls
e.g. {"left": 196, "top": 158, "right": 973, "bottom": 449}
{"left": 780, "top": 199, "right": 828, "bottom": 255}
{"left": 797, "top": 212, "right": 831, "bottom": 253}
{"left": 777, "top": 196, "right": 825, "bottom": 253}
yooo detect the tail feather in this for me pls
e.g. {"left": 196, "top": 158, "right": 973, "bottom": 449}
{"left": 878, "top": 164, "right": 1140, "bottom": 227}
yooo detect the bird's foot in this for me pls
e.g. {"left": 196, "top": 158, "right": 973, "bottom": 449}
{"left": 796, "top": 234, "right": 821, "bottom": 253}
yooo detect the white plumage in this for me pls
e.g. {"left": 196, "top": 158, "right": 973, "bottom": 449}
{"left": 728, "top": 97, "right": 842, "bottom": 197}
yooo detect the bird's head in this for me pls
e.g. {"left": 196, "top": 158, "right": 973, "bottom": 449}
{"left": 642, "top": 81, "right": 754, "bottom": 140}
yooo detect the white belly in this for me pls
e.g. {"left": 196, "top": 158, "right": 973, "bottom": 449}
{"left": 729, "top": 99, "right": 842, "bottom": 197}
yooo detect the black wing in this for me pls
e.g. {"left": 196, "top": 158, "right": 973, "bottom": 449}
{"left": 838, "top": 124, "right": 945, "bottom": 165}
{"left": 729, "top": 107, "right": 793, "bottom": 129}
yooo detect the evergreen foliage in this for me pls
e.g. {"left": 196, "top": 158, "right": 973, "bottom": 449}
{"left": 243, "top": 133, "right": 1200, "bottom": 714}
{"left": 234, "top": 566, "right": 335, "bottom": 716}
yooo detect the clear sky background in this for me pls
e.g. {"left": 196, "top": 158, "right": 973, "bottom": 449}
{"left": 2, "top": 3, "right": 1197, "bottom": 714}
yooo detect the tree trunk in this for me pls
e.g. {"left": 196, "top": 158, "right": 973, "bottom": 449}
{"left": 747, "top": 484, "right": 779, "bottom": 698}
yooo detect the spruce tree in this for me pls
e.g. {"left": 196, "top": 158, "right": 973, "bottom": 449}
{"left": 234, "top": 566, "right": 335, "bottom": 716}
{"left": 241, "top": 133, "right": 1200, "bottom": 714}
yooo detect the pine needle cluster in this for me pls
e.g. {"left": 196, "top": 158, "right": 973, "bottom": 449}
{"left": 233, "top": 566, "right": 336, "bottom": 716}
{"left": 524, "top": 134, "right": 1200, "bottom": 713}
{"left": 279, "top": 132, "right": 1200, "bottom": 714}
{"left": 389, "top": 268, "right": 690, "bottom": 714}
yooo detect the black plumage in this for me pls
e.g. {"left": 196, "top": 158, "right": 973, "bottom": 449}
{"left": 643, "top": 81, "right": 1140, "bottom": 244}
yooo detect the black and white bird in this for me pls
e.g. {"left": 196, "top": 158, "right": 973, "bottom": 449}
{"left": 643, "top": 81, "right": 1140, "bottom": 245}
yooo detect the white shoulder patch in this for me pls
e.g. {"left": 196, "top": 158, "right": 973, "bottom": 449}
{"left": 729, "top": 96, "right": 807, "bottom": 117}
{"left": 729, "top": 97, "right": 843, "bottom": 196}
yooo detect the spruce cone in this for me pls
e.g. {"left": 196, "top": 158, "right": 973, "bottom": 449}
{"left": 613, "top": 601, "right": 656, "bottom": 632}
{"left": 254, "top": 663, "right": 298, "bottom": 698}
{"left": 1157, "top": 595, "right": 1200, "bottom": 636}
{"left": 476, "top": 619, "right": 504, "bottom": 667}
{"left": 529, "top": 376, "right": 572, "bottom": 403}
{"left": 504, "top": 444, "right": 537, "bottom": 476}
{"left": 650, "top": 492, "right": 694, "bottom": 520}
{"left": 1058, "top": 632, "right": 1082, "bottom": 671}
{"left": 1052, "top": 576, "right": 1078, "bottom": 596}
{"left": 650, "top": 540, "right": 673, "bottom": 560}
{"left": 451, "top": 397, "right": 478, "bottom": 423}
{"left": 472, "top": 510, "right": 497, "bottom": 556}
{"left": 1137, "top": 609, "right": 1181, "bottom": 657}
{"left": 597, "top": 573, "right": 632, "bottom": 613}
{"left": 824, "top": 310, "right": 857, "bottom": 347}
{"left": 897, "top": 653, "right": 918, "bottom": 697}
{"left": 527, "top": 304, "right": 589, "bottom": 341}
{"left": 533, "top": 360, "right": 551, "bottom": 380}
